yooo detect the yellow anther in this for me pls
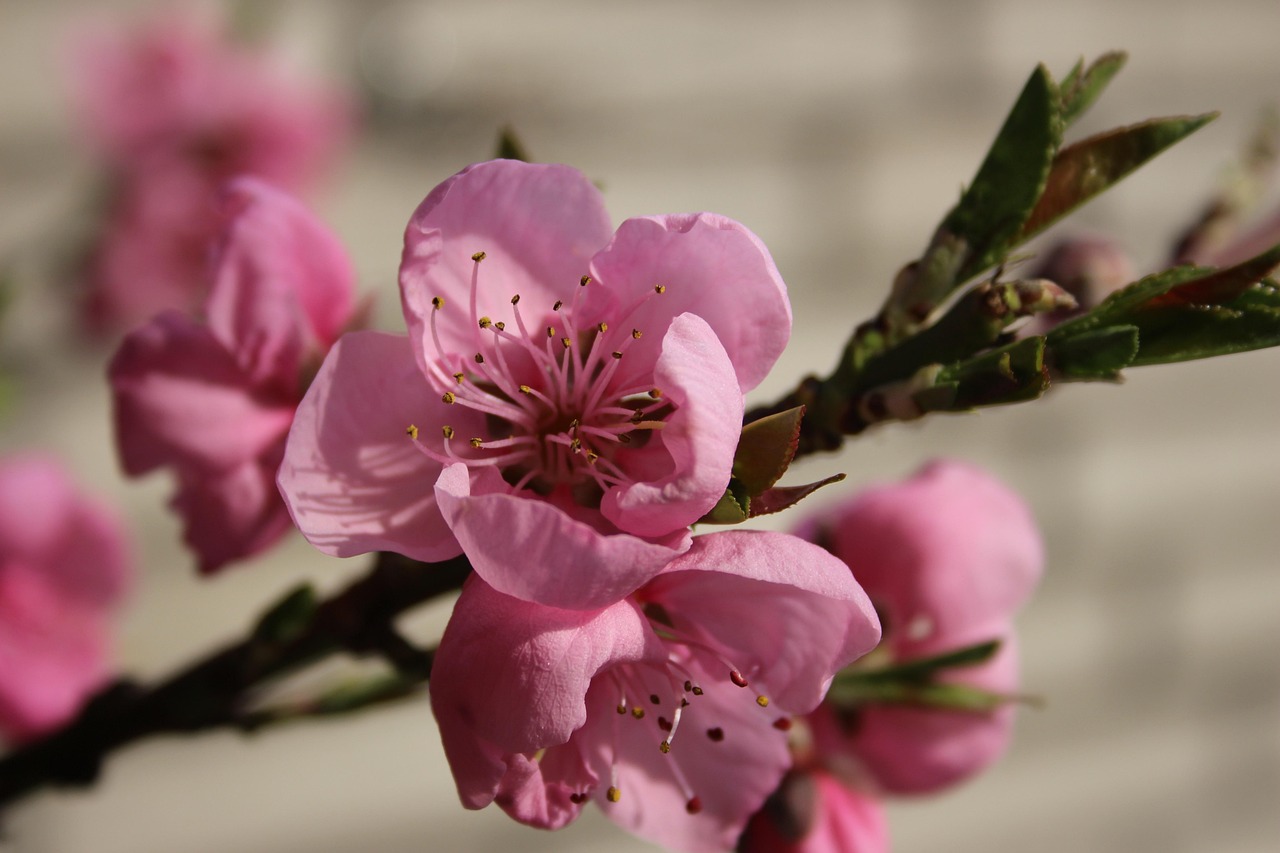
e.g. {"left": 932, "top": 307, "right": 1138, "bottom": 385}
{"left": 611, "top": 351, "right": 623, "bottom": 359}
{"left": 453, "top": 372, "right": 465, "bottom": 384}
{"left": 442, "top": 392, "right": 456, "bottom": 404}
{"left": 586, "top": 451, "right": 599, "bottom": 464}
{"left": 495, "top": 321, "right": 505, "bottom": 331}
{"left": 659, "top": 741, "right": 671, "bottom": 754}
{"left": 631, "top": 329, "right": 642, "bottom": 340}
{"left": 597, "top": 322, "right": 608, "bottom": 332}
{"left": 606, "top": 786, "right": 621, "bottom": 803}
{"left": 616, "top": 704, "right": 627, "bottom": 715}
{"left": 519, "top": 385, "right": 532, "bottom": 395}
{"left": 471, "top": 251, "right": 487, "bottom": 262}
{"left": 756, "top": 695, "right": 770, "bottom": 708}
{"left": 442, "top": 425, "right": 455, "bottom": 439}
{"left": 648, "top": 388, "right": 663, "bottom": 399}
{"left": 631, "top": 707, "right": 645, "bottom": 719}
{"left": 580, "top": 275, "right": 591, "bottom": 287}
{"left": 561, "top": 337, "right": 572, "bottom": 349}
{"left": 654, "top": 284, "right": 666, "bottom": 294}
{"left": 474, "top": 353, "right": 485, "bottom": 364}
{"left": 570, "top": 438, "right": 582, "bottom": 452}
{"left": 469, "top": 437, "right": 484, "bottom": 448}
{"left": 511, "top": 294, "right": 521, "bottom": 305}
{"left": 546, "top": 326, "right": 556, "bottom": 338}
{"left": 479, "top": 316, "right": 492, "bottom": 329}
{"left": 405, "top": 424, "right": 419, "bottom": 440}
{"left": 553, "top": 300, "right": 563, "bottom": 311}
{"left": 431, "top": 296, "right": 445, "bottom": 310}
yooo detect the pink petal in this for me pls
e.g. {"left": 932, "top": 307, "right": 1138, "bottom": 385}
{"left": 205, "top": 177, "right": 355, "bottom": 387}
{"left": 434, "top": 464, "right": 690, "bottom": 610}
{"left": 109, "top": 310, "right": 295, "bottom": 475}
{"left": 278, "top": 331, "right": 467, "bottom": 562}
{"left": 817, "top": 460, "right": 1043, "bottom": 658}
{"left": 812, "top": 640, "right": 1021, "bottom": 795}
{"left": 577, "top": 654, "right": 792, "bottom": 853}
{"left": 0, "top": 455, "right": 131, "bottom": 606}
{"left": 430, "top": 577, "right": 662, "bottom": 809}
{"left": 172, "top": 456, "right": 293, "bottom": 575}
{"left": 399, "top": 160, "right": 614, "bottom": 372}
{"left": 0, "top": 563, "right": 110, "bottom": 742}
{"left": 601, "top": 313, "right": 742, "bottom": 537}
{"left": 584, "top": 213, "right": 791, "bottom": 393}
{"left": 647, "top": 531, "right": 881, "bottom": 712}
{"left": 741, "top": 769, "right": 889, "bottom": 853}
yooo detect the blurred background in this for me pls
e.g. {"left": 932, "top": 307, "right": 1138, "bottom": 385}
{"left": 2, "top": 0, "right": 1279, "bottom": 850}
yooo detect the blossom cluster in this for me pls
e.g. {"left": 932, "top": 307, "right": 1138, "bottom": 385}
{"left": 67, "top": 10, "right": 351, "bottom": 333}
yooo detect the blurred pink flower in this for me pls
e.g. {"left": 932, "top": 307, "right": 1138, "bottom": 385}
{"left": 109, "top": 178, "right": 357, "bottom": 574}
{"left": 68, "top": 9, "right": 352, "bottom": 332}
{"left": 799, "top": 460, "right": 1044, "bottom": 795}
{"left": 0, "top": 455, "right": 131, "bottom": 742}
{"left": 740, "top": 768, "right": 888, "bottom": 853}
{"left": 430, "top": 531, "right": 880, "bottom": 853}
{"left": 279, "top": 159, "right": 792, "bottom": 610}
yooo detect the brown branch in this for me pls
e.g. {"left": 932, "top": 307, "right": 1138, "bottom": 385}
{"left": 0, "top": 552, "right": 470, "bottom": 810}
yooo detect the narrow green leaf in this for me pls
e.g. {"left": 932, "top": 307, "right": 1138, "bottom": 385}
{"left": 733, "top": 406, "right": 804, "bottom": 495}
{"left": 1047, "top": 324, "right": 1140, "bottom": 379}
{"left": 252, "top": 584, "right": 318, "bottom": 645}
{"left": 1059, "top": 52, "right": 1127, "bottom": 127}
{"left": 495, "top": 126, "right": 531, "bottom": 162}
{"left": 946, "top": 64, "right": 1063, "bottom": 284}
{"left": 1019, "top": 113, "right": 1218, "bottom": 240}
{"left": 853, "top": 639, "right": 1002, "bottom": 684}
{"left": 1128, "top": 292, "right": 1280, "bottom": 365}
{"left": 889, "top": 65, "right": 1062, "bottom": 334}
{"left": 699, "top": 484, "right": 750, "bottom": 525}
{"left": 935, "top": 336, "right": 1048, "bottom": 408}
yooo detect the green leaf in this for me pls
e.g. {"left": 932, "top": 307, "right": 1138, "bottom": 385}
{"left": 1047, "top": 324, "right": 1140, "bottom": 379}
{"left": 1059, "top": 52, "right": 1127, "bottom": 127}
{"left": 1128, "top": 287, "right": 1280, "bottom": 365}
{"left": 887, "top": 65, "right": 1062, "bottom": 335}
{"left": 733, "top": 406, "right": 804, "bottom": 495}
{"left": 934, "top": 336, "right": 1049, "bottom": 408}
{"left": 252, "top": 584, "right": 318, "bottom": 646}
{"left": 495, "top": 126, "right": 531, "bottom": 162}
{"left": 854, "top": 639, "right": 1002, "bottom": 684}
{"left": 1019, "top": 113, "right": 1218, "bottom": 241}
{"left": 945, "top": 64, "right": 1063, "bottom": 284}
{"left": 699, "top": 484, "right": 750, "bottom": 525}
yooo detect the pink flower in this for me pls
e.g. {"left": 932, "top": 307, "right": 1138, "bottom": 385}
{"left": 109, "top": 177, "right": 357, "bottom": 574}
{"left": 68, "top": 10, "right": 352, "bottom": 331}
{"left": 0, "top": 455, "right": 131, "bottom": 742}
{"left": 429, "top": 531, "right": 881, "bottom": 853}
{"left": 279, "top": 159, "right": 791, "bottom": 609}
{"left": 799, "top": 460, "right": 1043, "bottom": 795}
{"left": 739, "top": 768, "right": 888, "bottom": 853}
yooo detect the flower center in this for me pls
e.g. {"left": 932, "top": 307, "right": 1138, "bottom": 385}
{"left": 407, "top": 252, "right": 673, "bottom": 505}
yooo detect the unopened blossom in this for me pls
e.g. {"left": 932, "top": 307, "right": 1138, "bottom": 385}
{"left": 799, "top": 460, "right": 1043, "bottom": 794}
{"left": 110, "top": 178, "right": 357, "bottom": 574}
{"left": 739, "top": 768, "right": 888, "bottom": 853}
{"left": 280, "top": 159, "right": 792, "bottom": 609}
{"left": 430, "top": 531, "right": 880, "bottom": 853}
{"left": 1021, "top": 234, "right": 1134, "bottom": 335}
{"left": 68, "top": 9, "right": 352, "bottom": 331}
{"left": 0, "top": 455, "right": 131, "bottom": 742}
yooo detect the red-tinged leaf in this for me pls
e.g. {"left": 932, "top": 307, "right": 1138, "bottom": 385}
{"left": 734, "top": 406, "right": 805, "bottom": 496}
{"left": 748, "top": 473, "right": 846, "bottom": 518}
{"left": 1143, "top": 242, "right": 1280, "bottom": 308}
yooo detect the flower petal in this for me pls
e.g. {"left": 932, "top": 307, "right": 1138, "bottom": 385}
{"left": 172, "top": 456, "right": 292, "bottom": 574}
{"left": 434, "top": 463, "right": 690, "bottom": 610}
{"left": 278, "top": 331, "right": 469, "bottom": 561}
{"left": 741, "top": 769, "right": 889, "bottom": 853}
{"left": 399, "top": 160, "right": 613, "bottom": 372}
{"left": 647, "top": 531, "right": 881, "bottom": 712}
{"left": 430, "top": 577, "right": 661, "bottom": 809}
{"left": 205, "top": 177, "right": 355, "bottom": 387}
{"left": 577, "top": 654, "right": 792, "bottom": 853}
{"left": 109, "top": 311, "right": 295, "bottom": 475}
{"left": 602, "top": 313, "right": 741, "bottom": 537}
{"left": 814, "top": 460, "right": 1043, "bottom": 658}
{"left": 585, "top": 212, "right": 791, "bottom": 393}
